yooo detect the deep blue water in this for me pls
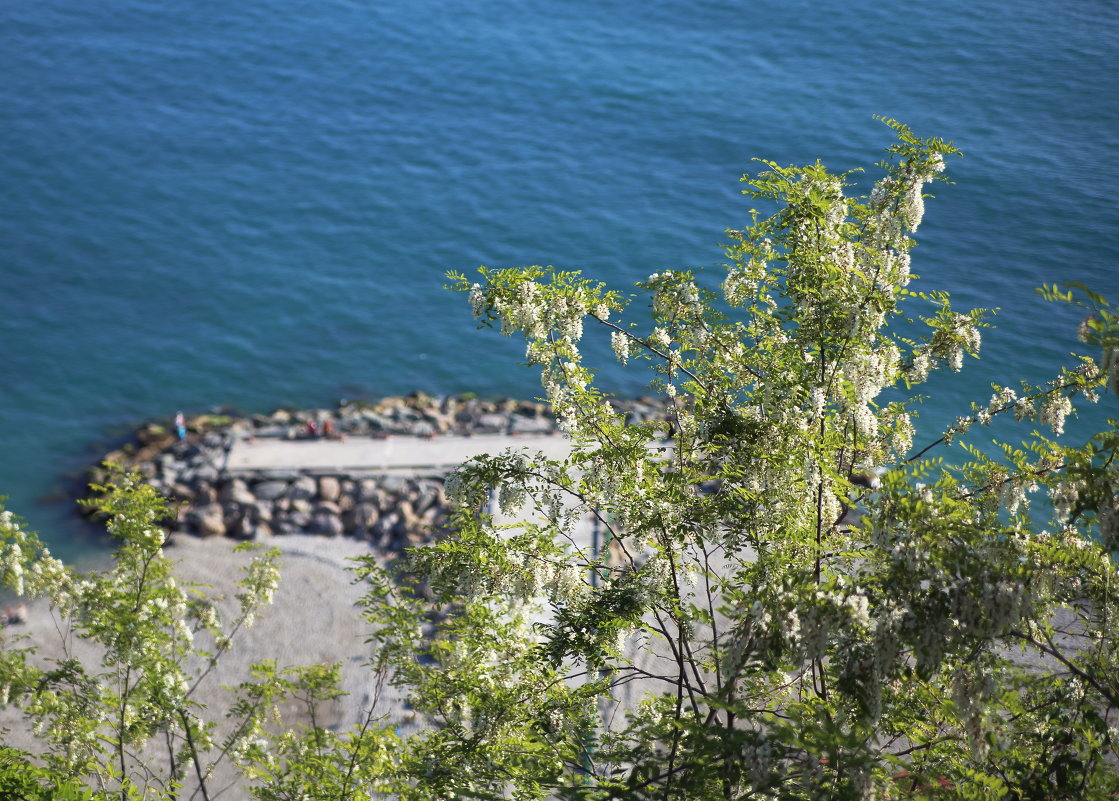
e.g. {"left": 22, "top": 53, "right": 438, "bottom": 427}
{"left": 2, "top": 0, "right": 1117, "bottom": 560}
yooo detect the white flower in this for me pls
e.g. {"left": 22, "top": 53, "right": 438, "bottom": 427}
{"left": 909, "top": 349, "right": 934, "bottom": 384}
{"left": 611, "top": 331, "right": 630, "bottom": 364}
{"left": 469, "top": 283, "right": 485, "bottom": 318}
{"left": 809, "top": 388, "right": 826, "bottom": 417}
{"left": 902, "top": 180, "right": 926, "bottom": 231}
{"left": 1041, "top": 394, "right": 1072, "bottom": 436}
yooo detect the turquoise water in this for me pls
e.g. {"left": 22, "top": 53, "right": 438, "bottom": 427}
{"left": 2, "top": 0, "right": 1117, "bottom": 559}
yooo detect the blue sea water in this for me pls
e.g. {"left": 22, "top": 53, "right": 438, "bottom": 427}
{"left": 1, "top": 0, "right": 1117, "bottom": 560}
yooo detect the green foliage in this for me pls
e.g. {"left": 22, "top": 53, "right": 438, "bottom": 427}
{"left": 0, "top": 746, "right": 111, "bottom": 801}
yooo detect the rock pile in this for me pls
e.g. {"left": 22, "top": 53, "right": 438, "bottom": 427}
{"left": 88, "top": 392, "right": 672, "bottom": 549}
{"left": 175, "top": 471, "right": 450, "bottom": 548}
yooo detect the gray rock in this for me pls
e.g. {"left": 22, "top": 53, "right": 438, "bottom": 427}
{"left": 357, "top": 479, "right": 381, "bottom": 502}
{"left": 290, "top": 498, "right": 312, "bottom": 515}
{"left": 220, "top": 478, "right": 257, "bottom": 506}
{"left": 398, "top": 499, "right": 419, "bottom": 530}
{"left": 318, "top": 476, "right": 341, "bottom": 502}
{"left": 378, "top": 475, "right": 408, "bottom": 494}
{"left": 414, "top": 485, "right": 441, "bottom": 515}
{"left": 249, "top": 426, "right": 288, "bottom": 439}
{"left": 475, "top": 413, "right": 509, "bottom": 433}
{"left": 346, "top": 502, "right": 379, "bottom": 533}
{"left": 167, "top": 483, "right": 196, "bottom": 503}
{"left": 411, "top": 420, "right": 437, "bottom": 437}
{"left": 253, "top": 502, "right": 274, "bottom": 523}
{"left": 510, "top": 415, "right": 555, "bottom": 435}
{"left": 258, "top": 470, "right": 301, "bottom": 482}
{"left": 312, "top": 512, "right": 344, "bottom": 538}
{"left": 189, "top": 504, "right": 226, "bottom": 538}
{"left": 286, "top": 510, "right": 312, "bottom": 530}
{"left": 243, "top": 520, "right": 273, "bottom": 541}
{"left": 253, "top": 480, "right": 289, "bottom": 501}
{"left": 193, "top": 464, "right": 220, "bottom": 484}
{"left": 288, "top": 475, "right": 317, "bottom": 501}
{"left": 371, "top": 512, "right": 402, "bottom": 547}
{"left": 361, "top": 411, "right": 391, "bottom": 430}
{"left": 272, "top": 521, "right": 297, "bottom": 536}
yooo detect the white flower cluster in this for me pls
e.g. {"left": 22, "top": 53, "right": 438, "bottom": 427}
{"left": 648, "top": 271, "right": 701, "bottom": 320}
{"left": 880, "top": 409, "right": 914, "bottom": 460}
{"left": 1, "top": 542, "right": 25, "bottom": 596}
{"left": 1040, "top": 392, "right": 1073, "bottom": 435}
{"left": 797, "top": 588, "right": 873, "bottom": 663}
{"left": 741, "top": 735, "right": 773, "bottom": 786}
{"left": 0, "top": 513, "right": 70, "bottom": 602}
{"left": 976, "top": 385, "right": 1015, "bottom": 425}
{"left": 496, "top": 455, "right": 531, "bottom": 516}
{"left": 851, "top": 403, "right": 878, "bottom": 440}
{"left": 868, "top": 154, "right": 945, "bottom": 239}
{"left": 979, "top": 580, "right": 1028, "bottom": 635}
{"left": 1049, "top": 479, "right": 1080, "bottom": 524}
{"left": 943, "top": 416, "right": 972, "bottom": 444}
{"left": 951, "top": 665, "right": 997, "bottom": 758}
{"left": 902, "top": 181, "right": 926, "bottom": 231}
{"left": 723, "top": 257, "right": 766, "bottom": 307}
{"left": 942, "top": 314, "right": 981, "bottom": 372}
{"left": 843, "top": 342, "right": 900, "bottom": 406}
{"left": 908, "top": 347, "right": 935, "bottom": 384}
{"left": 235, "top": 555, "right": 281, "bottom": 629}
{"left": 486, "top": 279, "right": 591, "bottom": 346}
{"left": 632, "top": 554, "right": 673, "bottom": 606}
{"left": 444, "top": 467, "right": 486, "bottom": 510}
{"left": 998, "top": 475, "right": 1038, "bottom": 516}
{"left": 808, "top": 387, "right": 827, "bottom": 419}
{"left": 611, "top": 330, "right": 630, "bottom": 364}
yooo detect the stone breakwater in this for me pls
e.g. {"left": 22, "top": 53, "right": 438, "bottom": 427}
{"left": 89, "top": 393, "right": 671, "bottom": 549}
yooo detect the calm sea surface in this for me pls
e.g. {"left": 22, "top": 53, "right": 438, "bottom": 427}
{"left": 1, "top": 0, "right": 1117, "bottom": 559}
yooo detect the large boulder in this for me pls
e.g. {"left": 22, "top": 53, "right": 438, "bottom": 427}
{"left": 475, "top": 413, "right": 509, "bottom": 433}
{"left": 253, "top": 480, "right": 289, "bottom": 501}
{"left": 219, "top": 478, "right": 257, "bottom": 506}
{"left": 371, "top": 512, "right": 402, "bottom": 548}
{"left": 318, "top": 476, "right": 341, "bottom": 502}
{"left": 189, "top": 504, "right": 226, "bottom": 538}
{"left": 343, "top": 502, "right": 379, "bottom": 535}
{"left": 312, "top": 512, "right": 344, "bottom": 538}
{"left": 287, "top": 475, "right": 317, "bottom": 501}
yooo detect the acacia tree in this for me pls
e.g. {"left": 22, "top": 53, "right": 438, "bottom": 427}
{"left": 1, "top": 122, "right": 1117, "bottom": 800}
{"left": 0, "top": 473, "right": 404, "bottom": 801}
{"left": 387, "top": 120, "right": 1118, "bottom": 799}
